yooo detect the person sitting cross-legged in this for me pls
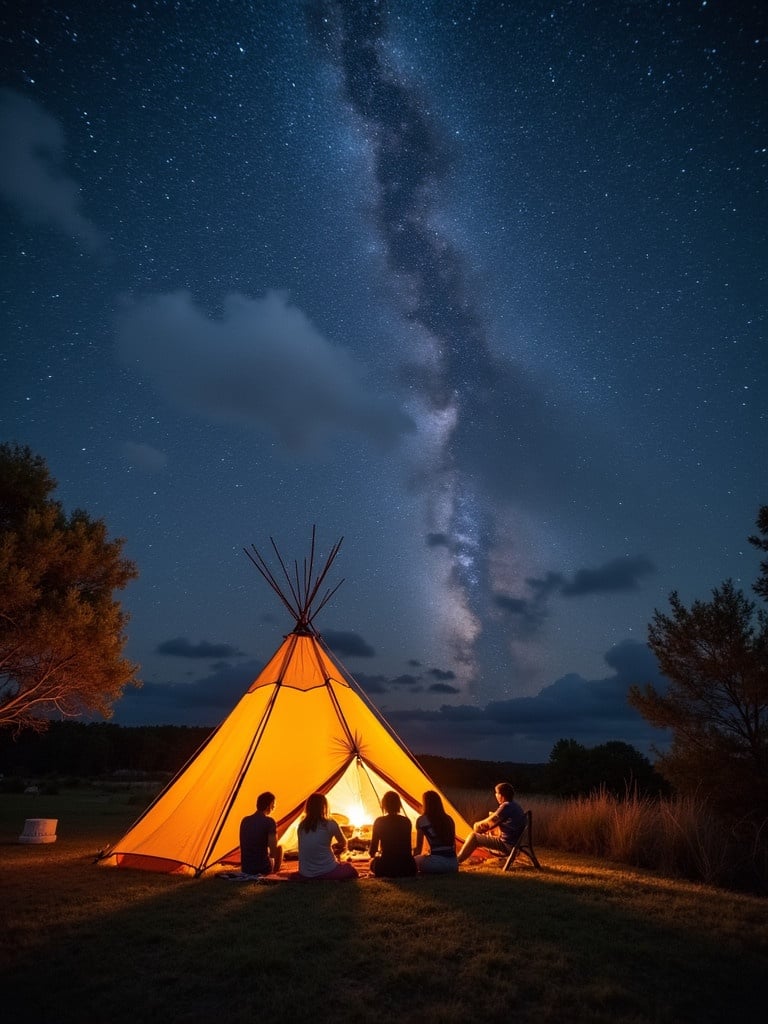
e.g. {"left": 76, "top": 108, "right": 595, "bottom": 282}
{"left": 297, "top": 793, "right": 359, "bottom": 881}
{"left": 456, "top": 782, "right": 526, "bottom": 864}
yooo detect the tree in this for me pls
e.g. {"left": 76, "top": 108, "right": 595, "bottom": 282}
{"left": 545, "top": 737, "right": 665, "bottom": 798}
{"left": 628, "top": 507, "right": 768, "bottom": 820}
{"left": 749, "top": 505, "right": 768, "bottom": 601}
{"left": 0, "top": 443, "right": 139, "bottom": 732}
{"left": 545, "top": 738, "right": 591, "bottom": 796}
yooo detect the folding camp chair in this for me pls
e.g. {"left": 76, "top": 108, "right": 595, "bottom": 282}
{"left": 502, "top": 810, "right": 541, "bottom": 871}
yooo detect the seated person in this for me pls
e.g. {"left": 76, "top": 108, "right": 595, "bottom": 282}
{"left": 457, "top": 782, "right": 526, "bottom": 863}
{"left": 369, "top": 791, "right": 417, "bottom": 877}
{"left": 414, "top": 790, "right": 458, "bottom": 874}
{"left": 297, "top": 793, "right": 358, "bottom": 880}
{"left": 240, "top": 791, "right": 283, "bottom": 876}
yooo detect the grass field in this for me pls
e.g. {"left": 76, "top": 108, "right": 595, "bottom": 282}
{"left": 1, "top": 789, "right": 767, "bottom": 1024}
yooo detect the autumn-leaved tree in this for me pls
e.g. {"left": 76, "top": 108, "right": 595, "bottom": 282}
{"left": 628, "top": 506, "right": 768, "bottom": 820}
{"left": 0, "top": 443, "right": 139, "bottom": 732}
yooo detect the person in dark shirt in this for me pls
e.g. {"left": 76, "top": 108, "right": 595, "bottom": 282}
{"left": 457, "top": 782, "right": 526, "bottom": 864}
{"left": 369, "top": 790, "right": 417, "bottom": 877}
{"left": 240, "top": 791, "right": 282, "bottom": 876}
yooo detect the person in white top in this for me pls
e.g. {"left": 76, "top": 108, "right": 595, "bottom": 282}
{"left": 297, "top": 792, "right": 358, "bottom": 880}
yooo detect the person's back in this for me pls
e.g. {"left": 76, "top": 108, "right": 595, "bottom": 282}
{"left": 417, "top": 812, "right": 455, "bottom": 854}
{"left": 298, "top": 819, "right": 341, "bottom": 876}
{"left": 240, "top": 812, "right": 273, "bottom": 875}
{"left": 240, "top": 791, "right": 282, "bottom": 876}
{"left": 297, "top": 792, "right": 358, "bottom": 881}
{"left": 414, "top": 790, "right": 458, "bottom": 875}
{"left": 369, "top": 792, "right": 416, "bottom": 877}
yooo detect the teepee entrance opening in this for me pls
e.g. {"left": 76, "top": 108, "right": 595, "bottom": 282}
{"left": 278, "top": 757, "right": 419, "bottom": 859}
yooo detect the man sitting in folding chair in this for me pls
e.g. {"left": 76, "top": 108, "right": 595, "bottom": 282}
{"left": 456, "top": 782, "right": 527, "bottom": 865}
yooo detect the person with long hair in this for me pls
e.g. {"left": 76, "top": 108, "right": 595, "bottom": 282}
{"left": 369, "top": 790, "right": 417, "bottom": 877}
{"left": 413, "top": 790, "right": 458, "bottom": 874}
{"left": 297, "top": 792, "right": 358, "bottom": 880}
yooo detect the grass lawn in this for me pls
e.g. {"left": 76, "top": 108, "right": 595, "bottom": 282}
{"left": 1, "top": 790, "right": 766, "bottom": 1023}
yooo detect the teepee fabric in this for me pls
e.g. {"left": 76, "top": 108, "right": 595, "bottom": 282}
{"left": 99, "top": 537, "right": 470, "bottom": 875}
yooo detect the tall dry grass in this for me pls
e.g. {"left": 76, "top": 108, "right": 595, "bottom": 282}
{"left": 447, "top": 786, "right": 768, "bottom": 893}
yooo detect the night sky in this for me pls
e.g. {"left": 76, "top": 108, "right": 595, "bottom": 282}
{"left": 2, "top": 1, "right": 766, "bottom": 761}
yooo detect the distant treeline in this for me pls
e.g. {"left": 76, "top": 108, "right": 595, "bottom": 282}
{"left": 418, "top": 754, "right": 548, "bottom": 793}
{"left": 0, "top": 722, "right": 665, "bottom": 799}
{"left": 0, "top": 722, "right": 548, "bottom": 790}
{"left": 0, "top": 721, "right": 212, "bottom": 779}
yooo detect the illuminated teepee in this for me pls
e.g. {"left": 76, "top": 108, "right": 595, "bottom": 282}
{"left": 99, "top": 530, "right": 470, "bottom": 875}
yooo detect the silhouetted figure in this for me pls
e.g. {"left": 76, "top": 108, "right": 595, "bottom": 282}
{"left": 369, "top": 790, "right": 417, "bottom": 877}
{"left": 240, "top": 790, "right": 283, "bottom": 876}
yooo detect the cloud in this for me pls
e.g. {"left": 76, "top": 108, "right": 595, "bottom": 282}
{"left": 493, "top": 572, "right": 562, "bottom": 638}
{"left": 354, "top": 672, "right": 390, "bottom": 695}
{"left": 428, "top": 667, "right": 456, "bottom": 681}
{"left": 561, "top": 556, "right": 657, "bottom": 596}
{"left": 344, "top": 664, "right": 458, "bottom": 698}
{"left": 494, "top": 559, "right": 656, "bottom": 639}
{"left": 390, "top": 673, "right": 421, "bottom": 687}
{"left": 114, "top": 660, "right": 264, "bottom": 727}
{"left": 482, "top": 640, "right": 662, "bottom": 729}
{"left": 387, "top": 640, "right": 669, "bottom": 760}
{"left": 122, "top": 441, "right": 167, "bottom": 473}
{"left": 428, "top": 682, "right": 460, "bottom": 694}
{"left": 115, "top": 290, "right": 413, "bottom": 451}
{"left": 0, "top": 89, "right": 103, "bottom": 251}
{"left": 494, "top": 591, "right": 551, "bottom": 637}
{"left": 114, "top": 637, "right": 668, "bottom": 761}
{"left": 156, "top": 637, "right": 246, "bottom": 659}
{"left": 323, "top": 630, "right": 376, "bottom": 657}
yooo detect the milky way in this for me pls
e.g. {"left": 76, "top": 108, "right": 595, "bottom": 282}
{"left": 1, "top": 0, "right": 765, "bottom": 759}
{"left": 309, "top": 1, "right": 627, "bottom": 683}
